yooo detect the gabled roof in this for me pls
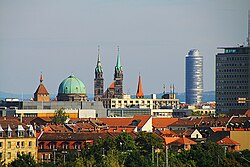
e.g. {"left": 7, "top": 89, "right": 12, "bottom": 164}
{"left": 169, "top": 117, "right": 202, "bottom": 127}
{"left": 217, "top": 136, "right": 240, "bottom": 146}
{"left": 244, "top": 110, "right": 250, "bottom": 116}
{"left": 34, "top": 84, "right": 49, "bottom": 95}
{"left": 109, "top": 82, "right": 115, "bottom": 89}
{"left": 39, "top": 132, "right": 112, "bottom": 141}
{"left": 99, "top": 115, "right": 151, "bottom": 129}
{"left": 170, "top": 137, "right": 197, "bottom": 145}
{"left": 152, "top": 118, "right": 179, "bottom": 128}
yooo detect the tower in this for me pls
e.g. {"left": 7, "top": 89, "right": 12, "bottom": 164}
{"left": 114, "top": 46, "right": 123, "bottom": 98}
{"left": 185, "top": 49, "right": 203, "bottom": 105}
{"left": 136, "top": 74, "right": 144, "bottom": 98}
{"left": 216, "top": 46, "right": 250, "bottom": 114}
{"left": 34, "top": 73, "right": 50, "bottom": 102}
{"left": 94, "top": 46, "right": 104, "bottom": 101}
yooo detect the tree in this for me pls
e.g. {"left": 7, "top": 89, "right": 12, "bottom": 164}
{"left": 52, "top": 108, "right": 68, "bottom": 124}
{"left": 8, "top": 154, "right": 36, "bottom": 167}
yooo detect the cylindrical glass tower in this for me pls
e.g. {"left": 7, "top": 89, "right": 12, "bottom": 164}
{"left": 185, "top": 49, "right": 203, "bottom": 105}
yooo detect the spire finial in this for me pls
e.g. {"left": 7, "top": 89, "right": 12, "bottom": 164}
{"left": 40, "top": 72, "right": 43, "bottom": 83}
{"left": 136, "top": 73, "right": 144, "bottom": 98}
{"left": 116, "top": 46, "right": 122, "bottom": 70}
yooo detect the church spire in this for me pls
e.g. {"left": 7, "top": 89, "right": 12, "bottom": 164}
{"left": 136, "top": 73, "right": 144, "bottom": 98}
{"left": 95, "top": 45, "right": 103, "bottom": 73}
{"left": 115, "top": 46, "right": 122, "bottom": 71}
{"left": 40, "top": 72, "right": 43, "bottom": 84}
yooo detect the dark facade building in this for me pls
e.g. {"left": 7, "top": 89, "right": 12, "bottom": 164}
{"left": 216, "top": 46, "right": 250, "bottom": 114}
{"left": 94, "top": 46, "right": 104, "bottom": 101}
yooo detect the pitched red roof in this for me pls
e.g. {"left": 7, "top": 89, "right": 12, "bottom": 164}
{"left": 99, "top": 115, "right": 151, "bottom": 129}
{"left": 170, "top": 137, "right": 197, "bottom": 145}
{"left": 244, "top": 110, "right": 250, "bottom": 116}
{"left": 34, "top": 84, "right": 49, "bottom": 95}
{"left": 136, "top": 75, "right": 144, "bottom": 98}
{"left": 153, "top": 118, "right": 179, "bottom": 128}
{"left": 217, "top": 136, "right": 240, "bottom": 146}
{"left": 109, "top": 82, "right": 115, "bottom": 89}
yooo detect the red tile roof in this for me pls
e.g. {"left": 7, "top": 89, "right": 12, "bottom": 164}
{"left": 244, "top": 110, "right": 250, "bottom": 116}
{"left": 169, "top": 118, "right": 202, "bottom": 127}
{"left": 99, "top": 115, "right": 151, "bottom": 129}
{"left": 217, "top": 136, "right": 240, "bottom": 146}
{"left": 34, "top": 84, "right": 49, "bottom": 95}
{"left": 170, "top": 137, "right": 197, "bottom": 145}
{"left": 109, "top": 82, "right": 115, "bottom": 89}
{"left": 153, "top": 118, "right": 179, "bottom": 128}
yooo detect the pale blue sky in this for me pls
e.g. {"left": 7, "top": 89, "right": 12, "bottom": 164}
{"left": 0, "top": 0, "right": 249, "bottom": 96}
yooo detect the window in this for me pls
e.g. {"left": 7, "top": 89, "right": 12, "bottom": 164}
{"left": 16, "top": 141, "right": 20, "bottom": 148}
{"left": 7, "top": 142, "right": 11, "bottom": 148}
{"left": 28, "top": 141, "right": 32, "bottom": 147}
{"left": 0, "top": 152, "right": 2, "bottom": 160}
{"left": 18, "top": 131, "right": 24, "bottom": 137}
{"left": 0, "top": 142, "right": 2, "bottom": 148}
{"left": 0, "top": 132, "right": 3, "bottom": 137}
{"left": 8, "top": 132, "right": 12, "bottom": 137}
{"left": 7, "top": 152, "right": 11, "bottom": 159}
{"left": 21, "top": 141, "right": 25, "bottom": 148}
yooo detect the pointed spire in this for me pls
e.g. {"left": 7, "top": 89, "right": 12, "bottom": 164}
{"left": 40, "top": 72, "right": 43, "bottom": 84}
{"left": 115, "top": 46, "right": 122, "bottom": 71}
{"left": 136, "top": 73, "right": 144, "bottom": 98}
{"left": 95, "top": 45, "right": 103, "bottom": 73}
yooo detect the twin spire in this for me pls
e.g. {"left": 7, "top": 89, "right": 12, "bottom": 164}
{"left": 95, "top": 46, "right": 144, "bottom": 98}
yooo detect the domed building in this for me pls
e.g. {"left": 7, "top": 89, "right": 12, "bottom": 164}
{"left": 57, "top": 75, "right": 87, "bottom": 101}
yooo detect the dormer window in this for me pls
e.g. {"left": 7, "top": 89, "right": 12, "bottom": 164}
{"left": 7, "top": 125, "right": 12, "bottom": 138}
{"left": 27, "top": 125, "right": 34, "bottom": 137}
{"left": 17, "top": 125, "right": 25, "bottom": 137}
{"left": 0, "top": 125, "right": 4, "bottom": 137}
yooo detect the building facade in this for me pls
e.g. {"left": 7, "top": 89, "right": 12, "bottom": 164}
{"left": 216, "top": 46, "right": 250, "bottom": 114}
{"left": 0, "top": 118, "right": 37, "bottom": 164}
{"left": 185, "top": 49, "right": 203, "bottom": 105}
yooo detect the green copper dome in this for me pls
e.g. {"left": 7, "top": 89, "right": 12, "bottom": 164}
{"left": 58, "top": 75, "right": 86, "bottom": 94}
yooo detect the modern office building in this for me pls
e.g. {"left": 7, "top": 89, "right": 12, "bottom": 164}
{"left": 185, "top": 49, "right": 203, "bottom": 105}
{"left": 216, "top": 46, "right": 250, "bottom": 114}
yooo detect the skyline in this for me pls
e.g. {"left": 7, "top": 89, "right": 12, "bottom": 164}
{"left": 0, "top": 0, "right": 249, "bottom": 95}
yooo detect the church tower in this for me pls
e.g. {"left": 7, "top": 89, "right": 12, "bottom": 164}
{"left": 136, "top": 74, "right": 144, "bottom": 98}
{"left": 114, "top": 46, "right": 123, "bottom": 98}
{"left": 94, "top": 46, "right": 104, "bottom": 101}
{"left": 34, "top": 73, "right": 50, "bottom": 102}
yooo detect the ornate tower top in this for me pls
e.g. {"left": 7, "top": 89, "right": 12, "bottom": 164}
{"left": 115, "top": 46, "right": 122, "bottom": 72}
{"left": 136, "top": 74, "right": 144, "bottom": 98}
{"left": 40, "top": 72, "right": 43, "bottom": 83}
{"left": 95, "top": 45, "right": 103, "bottom": 73}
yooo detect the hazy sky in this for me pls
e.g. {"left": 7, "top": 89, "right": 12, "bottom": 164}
{"left": 0, "top": 0, "right": 249, "bottom": 96}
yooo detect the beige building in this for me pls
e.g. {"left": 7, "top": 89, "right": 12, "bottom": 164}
{"left": 230, "top": 131, "right": 250, "bottom": 150}
{"left": 0, "top": 118, "right": 37, "bottom": 165}
{"left": 102, "top": 94, "right": 179, "bottom": 109}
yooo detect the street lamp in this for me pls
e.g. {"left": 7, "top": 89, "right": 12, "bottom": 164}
{"left": 155, "top": 148, "right": 160, "bottom": 167}
{"left": 52, "top": 149, "right": 57, "bottom": 165}
{"left": 61, "top": 151, "right": 68, "bottom": 164}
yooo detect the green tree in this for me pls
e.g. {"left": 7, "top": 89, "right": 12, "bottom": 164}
{"left": 52, "top": 108, "right": 68, "bottom": 124}
{"left": 8, "top": 154, "right": 36, "bottom": 167}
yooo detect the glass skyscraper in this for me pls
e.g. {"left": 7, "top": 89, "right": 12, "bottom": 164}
{"left": 185, "top": 49, "right": 203, "bottom": 105}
